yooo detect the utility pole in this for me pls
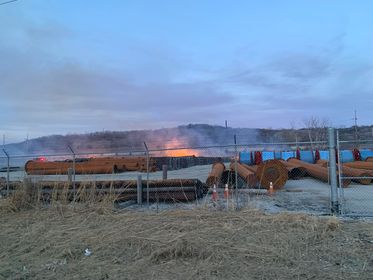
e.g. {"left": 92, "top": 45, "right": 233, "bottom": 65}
{"left": 295, "top": 134, "right": 298, "bottom": 148}
{"left": 25, "top": 133, "right": 29, "bottom": 153}
{"left": 225, "top": 120, "right": 228, "bottom": 128}
{"left": 353, "top": 110, "right": 359, "bottom": 147}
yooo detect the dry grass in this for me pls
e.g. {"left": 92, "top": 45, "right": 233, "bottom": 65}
{"left": 0, "top": 181, "right": 120, "bottom": 213}
{"left": 1, "top": 186, "right": 373, "bottom": 279}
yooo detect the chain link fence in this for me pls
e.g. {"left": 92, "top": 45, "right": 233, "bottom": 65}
{"left": 336, "top": 132, "right": 373, "bottom": 217}
{"left": 0, "top": 139, "right": 337, "bottom": 215}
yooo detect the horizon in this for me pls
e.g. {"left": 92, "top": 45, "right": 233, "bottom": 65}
{"left": 3, "top": 122, "right": 371, "bottom": 146}
{"left": 1, "top": 1, "right": 373, "bottom": 143}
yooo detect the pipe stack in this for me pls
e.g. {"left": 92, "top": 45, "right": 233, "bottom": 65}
{"left": 25, "top": 157, "right": 157, "bottom": 175}
{"left": 1, "top": 179, "right": 207, "bottom": 203}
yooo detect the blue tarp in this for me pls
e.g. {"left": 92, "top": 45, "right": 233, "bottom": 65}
{"left": 281, "top": 151, "right": 295, "bottom": 160}
{"left": 360, "top": 150, "right": 373, "bottom": 160}
{"left": 262, "top": 151, "right": 275, "bottom": 161}
{"left": 300, "top": 150, "right": 314, "bottom": 163}
{"left": 340, "top": 150, "right": 354, "bottom": 163}
{"left": 239, "top": 152, "right": 252, "bottom": 164}
{"left": 274, "top": 151, "right": 282, "bottom": 159}
{"left": 319, "top": 150, "right": 329, "bottom": 160}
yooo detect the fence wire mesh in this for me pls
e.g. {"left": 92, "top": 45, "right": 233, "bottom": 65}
{"left": 337, "top": 132, "right": 373, "bottom": 217}
{"left": 0, "top": 140, "right": 336, "bottom": 215}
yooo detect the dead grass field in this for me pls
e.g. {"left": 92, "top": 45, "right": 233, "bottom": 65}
{"left": 1, "top": 197, "right": 373, "bottom": 280}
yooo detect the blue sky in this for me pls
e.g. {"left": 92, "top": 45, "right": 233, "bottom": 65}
{"left": 1, "top": 0, "right": 373, "bottom": 143}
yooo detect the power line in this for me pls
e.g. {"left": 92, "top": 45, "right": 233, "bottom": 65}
{"left": 0, "top": 0, "right": 18, "bottom": 6}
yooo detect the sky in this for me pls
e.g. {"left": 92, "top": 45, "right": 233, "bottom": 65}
{"left": 1, "top": 0, "right": 373, "bottom": 143}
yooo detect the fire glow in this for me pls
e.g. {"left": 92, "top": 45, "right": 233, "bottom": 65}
{"left": 164, "top": 138, "right": 200, "bottom": 157}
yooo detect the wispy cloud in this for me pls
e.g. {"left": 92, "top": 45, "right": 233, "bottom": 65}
{"left": 1, "top": 7, "right": 372, "bottom": 142}
{"left": 0, "top": 20, "right": 236, "bottom": 138}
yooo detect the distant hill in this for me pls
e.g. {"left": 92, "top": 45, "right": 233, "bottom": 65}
{"left": 3, "top": 123, "right": 373, "bottom": 156}
{"left": 3, "top": 124, "right": 258, "bottom": 155}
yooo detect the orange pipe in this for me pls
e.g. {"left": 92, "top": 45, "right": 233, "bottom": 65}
{"left": 230, "top": 162, "right": 257, "bottom": 187}
{"left": 206, "top": 162, "right": 225, "bottom": 186}
{"left": 288, "top": 158, "right": 351, "bottom": 187}
{"left": 344, "top": 161, "right": 373, "bottom": 171}
{"left": 256, "top": 160, "right": 288, "bottom": 190}
{"left": 279, "top": 160, "right": 307, "bottom": 180}
{"left": 341, "top": 166, "right": 372, "bottom": 185}
{"left": 315, "top": 159, "right": 328, "bottom": 168}
{"left": 25, "top": 157, "right": 156, "bottom": 175}
{"left": 241, "top": 163, "right": 257, "bottom": 173}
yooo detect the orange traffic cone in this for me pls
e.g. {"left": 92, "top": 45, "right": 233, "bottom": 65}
{"left": 212, "top": 184, "right": 218, "bottom": 201}
{"left": 224, "top": 184, "right": 229, "bottom": 199}
{"left": 267, "top": 182, "right": 274, "bottom": 195}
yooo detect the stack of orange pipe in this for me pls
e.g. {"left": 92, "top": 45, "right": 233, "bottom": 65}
{"left": 316, "top": 159, "right": 372, "bottom": 185}
{"left": 25, "top": 157, "right": 157, "bottom": 175}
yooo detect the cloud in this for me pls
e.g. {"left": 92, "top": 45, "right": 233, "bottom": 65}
{"left": 269, "top": 53, "right": 331, "bottom": 79}
{"left": 0, "top": 27, "right": 236, "bottom": 138}
{"left": 1, "top": 11, "right": 372, "bottom": 142}
{"left": 222, "top": 38, "right": 373, "bottom": 128}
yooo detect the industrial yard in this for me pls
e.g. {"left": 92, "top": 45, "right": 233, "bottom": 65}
{"left": 1, "top": 133, "right": 373, "bottom": 280}
{"left": 4, "top": 165, "right": 373, "bottom": 215}
{"left": 2, "top": 145, "right": 373, "bottom": 216}
{"left": 3, "top": 0, "right": 373, "bottom": 279}
{"left": 1, "top": 143, "right": 373, "bottom": 279}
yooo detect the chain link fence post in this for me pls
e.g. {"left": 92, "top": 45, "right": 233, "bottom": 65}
{"left": 234, "top": 135, "right": 238, "bottom": 210}
{"left": 137, "top": 174, "right": 142, "bottom": 205}
{"left": 2, "top": 149, "right": 10, "bottom": 196}
{"left": 143, "top": 142, "right": 150, "bottom": 207}
{"left": 328, "top": 128, "right": 339, "bottom": 214}
{"left": 336, "top": 129, "right": 345, "bottom": 215}
{"left": 67, "top": 145, "right": 76, "bottom": 200}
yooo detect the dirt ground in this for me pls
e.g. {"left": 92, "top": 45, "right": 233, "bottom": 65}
{"left": 1, "top": 201, "right": 373, "bottom": 280}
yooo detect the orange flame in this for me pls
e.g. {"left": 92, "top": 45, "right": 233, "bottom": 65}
{"left": 164, "top": 138, "right": 200, "bottom": 157}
